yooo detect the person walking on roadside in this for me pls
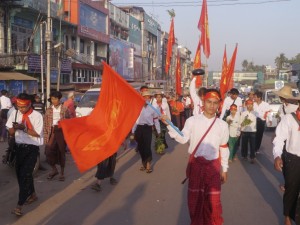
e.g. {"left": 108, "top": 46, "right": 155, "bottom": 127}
{"left": 44, "top": 91, "right": 70, "bottom": 181}
{"left": 189, "top": 71, "right": 206, "bottom": 116}
{"left": 226, "top": 104, "right": 241, "bottom": 162}
{"left": 91, "top": 153, "right": 118, "bottom": 192}
{"left": 253, "top": 91, "right": 271, "bottom": 153}
{"left": 220, "top": 88, "right": 243, "bottom": 120}
{"left": 63, "top": 91, "right": 76, "bottom": 118}
{"left": 6, "top": 93, "right": 43, "bottom": 216}
{"left": 132, "top": 91, "right": 160, "bottom": 173}
{"left": 32, "top": 94, "right": 45, "bottom": 115}
{"left": 240, "top": 99, "right": 257, "bottom": 164}
{"left": 273, "top": 96, "right": 300, "bottom": 225}
{"left": 162, "top": 89, "right": 229, "bottom": 225}
{"left": 0, "top": 89, "right": 12, "bottom": 142}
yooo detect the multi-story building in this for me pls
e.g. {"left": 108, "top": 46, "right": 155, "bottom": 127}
{"left": 178, "top": 45, "right": 192, "bottom": 90}
{"left": 211, "top": 71, "right": 257, "bottom": 87}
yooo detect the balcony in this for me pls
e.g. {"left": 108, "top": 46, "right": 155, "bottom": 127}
{"left": 11, "top": 0, "right": 58, "bottom": 17}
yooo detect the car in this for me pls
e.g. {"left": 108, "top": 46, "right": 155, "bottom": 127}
{"left": 264, "top": 88, "right": 299, "bottom": 128}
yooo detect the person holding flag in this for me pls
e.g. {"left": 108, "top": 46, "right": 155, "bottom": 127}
{"left": 161, "top": 89, "right": 229, "bottom": 225}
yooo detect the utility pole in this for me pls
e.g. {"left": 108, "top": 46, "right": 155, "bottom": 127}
{"left": 40, "top": 22, "right": 45, "bottom": 103}
{"left": 46, "top": 0, "right": 52, "bottom": 107}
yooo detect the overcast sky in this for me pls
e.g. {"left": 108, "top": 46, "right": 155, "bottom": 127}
{"left": 112, "top": 0, "right": 299, "bottom": 71}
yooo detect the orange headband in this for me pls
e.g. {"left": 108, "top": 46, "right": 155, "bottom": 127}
{"left": 245, "top": 99, "right": 253, "bottom": 105}
{"left": 230, "top": 105, "right": 237, "bottom": 111}
{"left": 204, "top": 92, "right": 221, "bottom": 101}
{"left": 16, "top": 98, "right": 31, "bottom": 107}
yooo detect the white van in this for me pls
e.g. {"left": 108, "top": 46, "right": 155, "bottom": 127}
{"left": 75, "top": 82, "right": 143, "bottom": 117}
{"left": 264, "top": 88, "right": 299, "bottom": 127}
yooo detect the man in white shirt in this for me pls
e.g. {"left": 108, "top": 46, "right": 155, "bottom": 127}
{"left": 220, "top": 88, "right": 243, "bottom": 120}
{"left": 6, "top": 93, "right": 43, "bottom": 216}
{"left": 189, "top": 69, "right": 206, "bottom": 116}
{"left": 182, "top": 91, "right": 192, "bottom": 119}
{"left": 162, "top": 89, "right": 229, "bottom": 225}
{"left": 273, "top": 96, "right": 300, "bottom": 225}
{"left": 132, "top": 91, "right": 160, "bottom": 173}
{"left": 253, "top": 91, "right": 271, "bottom": 153}
{"left": 0, "top": 89, "right": 12, "bottom": 142}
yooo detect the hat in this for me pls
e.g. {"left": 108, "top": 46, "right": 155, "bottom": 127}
{"left": 141, "top": 91, "right": 152, "bottom": 97}
{"left": 192, "top": 68, "right": 205, "bottom": 76}
{"left": 273, "top": 85, "right": 294, "bottom": 99}
{"left": 229, "top": 88, "right": 239, "bottom": 95}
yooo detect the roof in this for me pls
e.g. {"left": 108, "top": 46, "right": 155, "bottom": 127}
{"left": 0, "top": 72, "right": 37, "bottom": 81}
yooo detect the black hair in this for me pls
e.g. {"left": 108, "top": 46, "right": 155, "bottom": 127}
{"left": 1, "top": 90, "right": 8, "bottom": 95}
{"left": 229, "top": 88, "right": 239, "bottom": 95}
{"left": 254, "top": 91, "right": 263, "bottom": 99}
{"left": 198, "top": 87, "right": 207, "bottom": 97}
{"left": 50, "top": 91, "right": 62, "bottom": 99}
{"left": 17, "top": 93, "right": 32, "bottom": 101}
{"left": 140, "top": 85, "right": 148, "bottom": 91}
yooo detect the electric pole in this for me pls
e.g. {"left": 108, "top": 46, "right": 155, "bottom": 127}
{"left": 46, "top": 0, "right": 52, "bottom": 107}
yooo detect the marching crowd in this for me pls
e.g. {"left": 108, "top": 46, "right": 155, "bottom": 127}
{"left": 1, "top": 72, "right": 300, "bottom": 224}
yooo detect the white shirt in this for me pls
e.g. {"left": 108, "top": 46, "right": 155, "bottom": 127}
{"left": 182, "top": 96, "right": 191, "bottom": 108}
{"left": 0, "top": 95, "right": 12, "bottom": 109}
{"left": 273, "top": 114, "right": 300, "bottom": 158}
{"left": 220, "top": 96, "right": 243, "bottom": 119}
{"left": 226, "top": 113, "right": 241, "bottom": 137}
{"left": 189, "top": 77, "right": 203, "bottom": 115}
{"left": 167, "top": 114, "right": 230, "bottom": 172}
{"left": 240, "top": 110, "right": 257, "bottom": 132}
{"left": 253, "top": 101, "right": 271, "bottom": 121}
{"left": 6, "top": 110, "right": 44, "bottom": 146}
{"left": 132, "top": 105, "right": 161, "bottom": 134}
{"left": 52, "top": 105, "right": 62, "bottom": 126}
{"left": 7, "top": 107, "right": 16, "bottom": 120}
{"left": 152, "top": 101, "right": 171, "bottom": 120}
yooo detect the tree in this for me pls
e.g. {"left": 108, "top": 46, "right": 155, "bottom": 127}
{"left": 289, "top": 53, "right": 300, "bottom": 64}
{"left": 275, "top": 53, "right": 288, "bottom": 70}
{"left": 242, "top": 60, "right": 248, "bottom": 71}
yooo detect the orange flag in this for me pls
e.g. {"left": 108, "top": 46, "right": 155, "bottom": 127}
{"left": 219, "top": 45, "right": 228, "bottom": 101}
{"left": 198, "top": 0, "right": 210, "bottom": 59}
{"left": 60, "top": 62, "right": 145, "bottom": 172}
{"left": 226, "top": 44, "right": 238, "bottom": 92}
{"left": 176, "top": 50, "right": 182, "bottom": 96}
{"left": 165, "top": 18, "right": 175, "bottom": 75}
{"left": 193, "top": 39, "right": 202, "bottom": 87}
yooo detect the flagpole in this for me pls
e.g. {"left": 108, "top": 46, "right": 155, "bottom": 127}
{"left": 146, "top": 101, "right": 184, "bottom": 136}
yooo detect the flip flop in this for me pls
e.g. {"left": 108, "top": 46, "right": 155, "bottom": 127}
{"left": 11, "top": 208, "right": 22, "bottom": 216}
{"left": 140, "top": 166, "right": 146, "bottom": 171}
{"left": 146, "top": 169, "right": 153, "bottom": 173}
{"left": 24, "top": 196, "right": 38, "bottom": 205}
{"left": 47, "top": 171, "right": 58, "bottom": 180}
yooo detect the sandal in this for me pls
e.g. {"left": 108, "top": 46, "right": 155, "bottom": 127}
{"left": 58, "top": 175, "right": 65, "bottom": 181}
{"left": 110, "top": 178, "right": 118, "bottom": 185}
{"left": 11, "top": 207, "right": 22, "bottom": 216}
{"left": 140, "top": 166, "right": 146, "bottom": 171}
{"left": 91, "top": 183, "right": 102, "bottom": 192}
{"left": 47, "top": 171, "right": 58, "bottom": 180}
{"left": 25, "top": 195, "right": 38, "bottom": 205}
{"left": 146, "top": 169, "right": 153, "bottom": 173}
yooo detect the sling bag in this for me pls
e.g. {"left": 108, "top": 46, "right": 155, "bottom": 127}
{"left": 182, "top": 116, "right": 217, "bottom": 184}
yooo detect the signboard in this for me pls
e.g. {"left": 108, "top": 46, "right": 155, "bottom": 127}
{"left": 27, "top": 81, "right": 38, "bottom": 94}
{"left": 129, "top": 16, "right": 142, "bottom": 46}
{"left": 0, "top": 81, "right": 6, "bottom": 91}
{"left": 144, "top": 14, "right": 159, "bottom": 36}
{"left": 9, "top": 81, "right": 23, "bottom": 97}
{"left": 109, "top": 38, "right": 134, "bottom": 80}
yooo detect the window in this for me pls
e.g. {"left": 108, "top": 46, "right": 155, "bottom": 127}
{"left": 71, "top": 36, "right": 76, "bottom": 49}
{"left": 80, "top": 39, "right": 84, "bottom": 54}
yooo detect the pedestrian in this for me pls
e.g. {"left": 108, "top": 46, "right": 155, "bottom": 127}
{"left": 226, "top": 104, "right": 241, "bottom": 162}
{"left": 240, "top": 99, "right": 257, "bottom": 163}
{"left": 220, "top": 88, "right": 243, "bottom": 120}
{"left": 152, "top": 92, "right": 171, "bottom": 154}
{"left": 169, "top": 94, "right": 184, "bottom": 129}
{"left": 91, "top": 153, "right": 118, "bottom": 192}
{"left": 63, "top": 91, "right": 76, "bottom": 118}
{"left": 273, "top": 96, "right": 300, "bottom": 225}
{"left": 132, "top": 91, "right": 161, "bottom": 173}
{"left": 32, "top": 94, "right": 45, "bottom": 115}
{"left": 189, "top": 71, "right": 206, "bottom": 116}
{"left": 182, "top": 91, "right": 192, "bottom": 119}
{"left": 6, "top": 93, "right": 43, "bottom": 216}
{"left": 253, "top": 91, "right": 271, "bottom": 153}
{"left": 162, "top": 89, "right": 229, "bottom": 225}
{"left": 0, "top": 89, "right": 12, "bottom": 142}
{"left": 44, "top": 91, "right": 70, "bottom": 181}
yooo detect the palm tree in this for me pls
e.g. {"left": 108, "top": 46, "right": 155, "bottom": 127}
{"left": 275, "top": 53, "right": 288, "bottom": 70}
{"left": 242, "top": 60, "right": 248, "bottom": 71}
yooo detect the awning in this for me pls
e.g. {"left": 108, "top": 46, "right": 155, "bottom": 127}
{"left": 0, "top": 72, "right": 37, "bottom": 81}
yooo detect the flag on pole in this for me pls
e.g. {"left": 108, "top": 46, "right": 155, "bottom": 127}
{"left": 165, "top": 18, "right": 175, "bottom": 75}
{"left": 176, "top": 50, "right": 182, "bottom": 96}
{"left": 226, "top": 44, "right": 238, "bottom": 92}
{"left": 219, "top": 45, "right": 228, "bottom": 101}
{"left": 198, "top": 0, "right": 210, "bottom": 59}
{"left": 193, "top": 39, "right": 202, "bottom": 87}
{"left": 60, "top": 62, "right": 145, "bottom": 172}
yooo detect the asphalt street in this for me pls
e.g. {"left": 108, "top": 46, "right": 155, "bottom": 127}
{"left": 0, "top": 129, "right": 286, "bottom": 225}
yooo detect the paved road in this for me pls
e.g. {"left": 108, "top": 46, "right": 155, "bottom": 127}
{"left": 0, "top": 129, "right": 286, "bottom": 225}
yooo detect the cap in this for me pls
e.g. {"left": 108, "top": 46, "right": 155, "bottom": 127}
{"left": 192, "top": 68, "right": 205, "bottom": 76}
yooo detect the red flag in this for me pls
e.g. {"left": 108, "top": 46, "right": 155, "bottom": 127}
{"left": 198, "top": 0, "right": 210, "bottom": 59}
{"left": 226, "top": 44, "right": 238, "bottom": 92}
{"left": 219, "top": 45, "right": 228, "bottom": 101}
{"left": 165, "top": 18, "right": 175, "bottom": 74}
{"left": 60, "top": 62, "right": 145, "bottom": 172}
{"left": 193, "top": 39, "right": 202, "bottom": 87}
{"left": 176, "top": 51, "right": 182, "bottom": 96}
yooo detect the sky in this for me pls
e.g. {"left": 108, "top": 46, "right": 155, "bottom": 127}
{"left": 111, "top": 0, "right": 300, "bottom": 71}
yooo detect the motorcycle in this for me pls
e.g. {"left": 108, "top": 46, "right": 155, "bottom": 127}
{"left": 2, "top": 137, "right": 40, "bottom": 176}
